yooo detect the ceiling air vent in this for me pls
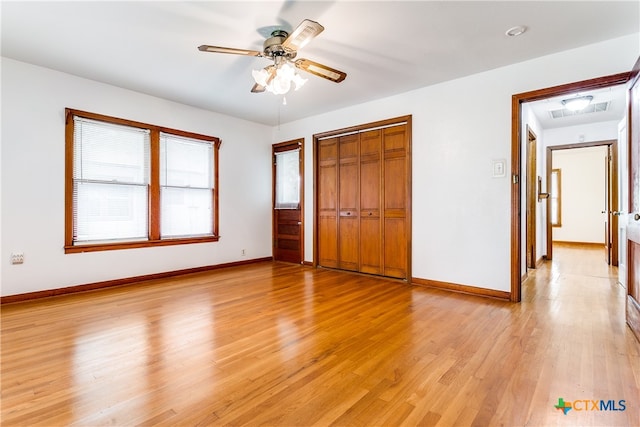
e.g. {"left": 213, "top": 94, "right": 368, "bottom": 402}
{"left": 549, "top": 101, "right": 610, "bottom": 119}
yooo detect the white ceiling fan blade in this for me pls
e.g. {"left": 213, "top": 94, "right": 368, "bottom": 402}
{"left": 198, "top": 45, "right": 263, "bottom": 57}
{"left": 295, "top": 59, "right": 346, "bottom": 83}
{"left": 282, "top": 19, "right": 324, "bottom": 52}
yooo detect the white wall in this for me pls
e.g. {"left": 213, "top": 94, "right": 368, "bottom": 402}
{"left": 2, "top": 34, "right": 637, "bottom": 297}
{"left": 544, "top": 121, "right": 619, "bottom": 243}
{"left": 1, "top": 58, "right": 273, "bottom": 296}
{"left": 273, "top": 34, "right": 639, "bottom": 292}
{"left": 545, "top": 120, "right": 620, "bottom": 147}
{"left": 552, "top": 146, "right": 608, "bottom": 243}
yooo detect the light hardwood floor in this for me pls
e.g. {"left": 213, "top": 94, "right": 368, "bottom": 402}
{"left": 2, "top": 244, "right": 639, "bottom": 426}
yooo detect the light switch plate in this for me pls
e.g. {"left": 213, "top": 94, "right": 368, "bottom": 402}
{"left": 492, "top": 159, "right": 506, "bottom": 178}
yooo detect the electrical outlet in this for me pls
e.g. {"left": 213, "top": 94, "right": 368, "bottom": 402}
{"left": 11, "top": 253, "right": 24, "bottom": 265}
{"left": 241, "top": 249, "right": 246, "bottom": 256}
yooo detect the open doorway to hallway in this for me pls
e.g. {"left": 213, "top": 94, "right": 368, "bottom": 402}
{"left": 545, "top": 142, "right": 618, "bottom": 265}
{"left": 510, "top": 72, "right": 630, "bottom": 302}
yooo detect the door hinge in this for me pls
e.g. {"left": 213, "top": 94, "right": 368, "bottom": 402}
{"left": 513, "top": 174, "right": 519, "bottom": 184}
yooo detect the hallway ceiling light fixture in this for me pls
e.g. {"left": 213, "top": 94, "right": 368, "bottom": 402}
{"left": 562, "top": 95, "right": 593, "bottom": 111}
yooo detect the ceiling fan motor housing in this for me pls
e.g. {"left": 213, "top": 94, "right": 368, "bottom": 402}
{"left": 263, "top": 30, "right": 297, "bottom": 60}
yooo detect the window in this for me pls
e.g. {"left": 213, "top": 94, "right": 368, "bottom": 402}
{"left": 65, "top": 109, "right": 220, "bottom": 252}
{"left": 160, "top": 133, "right": 214, "bottom": 238}
{"left": 550, "top": 168, "right": 562, "bottom": 227}
{"left": 274, "top": 148, "right": 301, "bottom": 209}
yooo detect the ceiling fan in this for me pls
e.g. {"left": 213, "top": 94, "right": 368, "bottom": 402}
{"left": 198, "top": 19, "right": 347, "bottom": 94}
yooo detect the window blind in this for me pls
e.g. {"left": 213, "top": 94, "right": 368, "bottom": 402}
{"left": 275, "top": 148, "right": 300, "bottom": 209}
{"left": 72, "top": 117, "right": 150, "bottom": 244}
{"left": 160, "top": 133, "right": 214, "bottom": 238}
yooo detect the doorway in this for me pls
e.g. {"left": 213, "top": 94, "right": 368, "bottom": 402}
{"left": 510, "top": 72, "right": 631, "bottom": 302}
{"left": 545, "top": 141, "right": 618, "bottom": 264}
{"left": 272, "top": 139, "right": 304, "bottom": 264}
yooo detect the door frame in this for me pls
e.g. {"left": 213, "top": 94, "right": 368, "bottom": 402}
{"left": 272, "top": 138, "right": 304, "bottom": 263}
{"left": 510, "top": 72, "right": 631, "bottom": 302}
{"left": 544, "top": 141, "right": 618, "bottom": 264}
{"left": 526, "top": 126, "right": 537, "bottom": 270}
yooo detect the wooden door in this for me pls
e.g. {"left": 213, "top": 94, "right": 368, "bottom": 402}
{"left": 605, "top": 151, "right": 611, "bottom": 264}
{"left": 526, "top": 127, "right": 537, "bottom": 269}
{"left": 359, "top": 129, "right": 383, "bottom": 275}
{"left": 627, "top": 57, "right": 640, "bottom": 341}
{"left": 383, "top": 125, "right": 408, "bottom": 279}
{"left": 610, "top": 144, "right": 619, "bottom": 266}
{"left": 273, "top": 141, "right": 303, "bottom": 264}
{"left": 338, "top": 134, "right": 360, "bottom": 271}
{"left": 618, "top": 119, "right": 629, "bottom": 288}
{"left": 317, "top": 137, "right": 339, "bottom": 268}
{"left": 603, "top": 145, "right": 620, "bottom": 266}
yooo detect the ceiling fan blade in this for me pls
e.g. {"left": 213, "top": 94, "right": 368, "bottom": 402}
{"left": 198, "top": 45, "right": 263, "bottom": 57}
{"left": 295, "top": 59, "right": 347, "bottom": 83}
{"left": 251, "top": 83, "right": 266, "bottom": 93}
{"left": 282, "top": 19, "right": 324, "bottom": 52}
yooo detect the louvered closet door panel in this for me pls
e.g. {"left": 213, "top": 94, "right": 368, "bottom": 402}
{"left": 318, "top": 137, "right": 338, "bottom": 268}
{"left": 383, "top": 126, "right": 408, "bottom": 279}
{"left": 359, "top": 129, "right": 383, "bottom": 275}
{"left": 339, "top": 134, "right": 360, "bottom": 271}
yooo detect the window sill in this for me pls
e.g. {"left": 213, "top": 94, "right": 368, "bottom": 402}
{"left": 65, "top": 236, "right": 220, "bottom": 254}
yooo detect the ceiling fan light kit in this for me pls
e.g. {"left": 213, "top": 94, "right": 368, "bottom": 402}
{"left": 252, "top": 61, "right": 307, "bottom": 95}
{"left": 198, "top": 19, "right": 347, "bottom": 96}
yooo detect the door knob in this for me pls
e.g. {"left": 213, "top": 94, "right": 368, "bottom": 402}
{"left": 635, "top": 213, "right": 640, "bottom": 221}
{"left": 612, "top": 211, "right": 622, "bottom": 216}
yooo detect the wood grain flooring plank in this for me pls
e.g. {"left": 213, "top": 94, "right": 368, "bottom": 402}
{"left": 1, "top": 250, "right": 639, "bottom": 426}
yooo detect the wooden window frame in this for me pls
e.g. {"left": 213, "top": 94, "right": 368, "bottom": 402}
{"left": 550, "top": 168, "right": 562, "bottom": 227}
{"left": 65, "top": 108, "right": 221, "bottom": 253}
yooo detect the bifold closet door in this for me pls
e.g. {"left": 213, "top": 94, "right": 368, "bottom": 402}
{"left": 317, "top": 137, "right": 338, "bottom": 268}
{"left": 338, "top": 134, "right": 359, "bottom": 271}
{"left": 316, "top": 118, "right": 410, "bottom": 280}
{"left": 359, "top": 129, "right": 383, "bottom": 275}
{"left": 383, "top": 126, "right": 408, "bottom": 279}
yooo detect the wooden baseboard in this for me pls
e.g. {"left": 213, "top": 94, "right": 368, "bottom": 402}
{"left": 302, "top": 261, "right": 313, "bottom": 266}
{"left": 411, "top": 277, "right": 511, "bottom": 301}
{"left": 1, "top": 257, "right": 273, "bottom": 305}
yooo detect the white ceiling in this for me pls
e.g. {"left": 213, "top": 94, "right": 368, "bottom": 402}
{"left": 528, "top": 84, "right": 628, "bottom": 130}
{"left": 1, "top": 1, "right": 638, "bottom": 127}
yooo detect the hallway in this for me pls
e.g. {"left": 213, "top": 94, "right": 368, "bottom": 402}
{"left": 520, "top": 242, "right": 639, "bottom": 425}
